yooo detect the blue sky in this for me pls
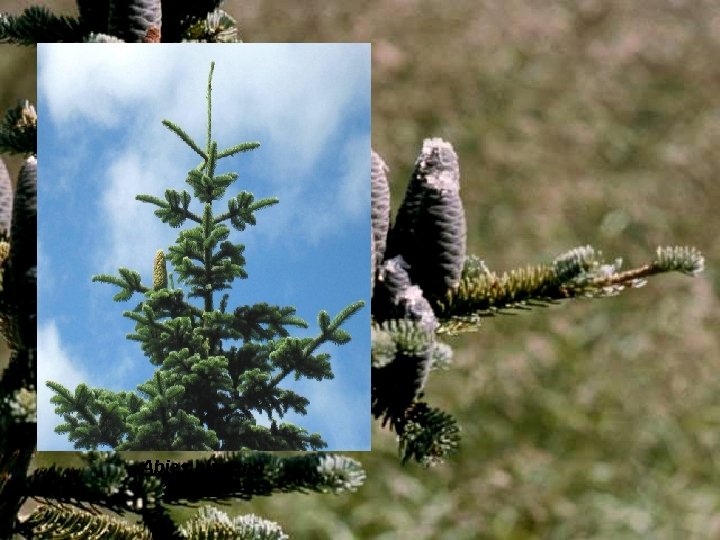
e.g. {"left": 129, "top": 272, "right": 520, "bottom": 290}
{"left": 37, "top": 44, "right": 370, "bottom": 451}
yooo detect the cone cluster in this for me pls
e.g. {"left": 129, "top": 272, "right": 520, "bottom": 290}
{"left": 107, "top": 0, "right": 161, "bottom": 42}
{"left": 371, "top": 139, "right": 467, "bottom": 418}
{"left": 76, "top": 0, "right": 233, "bottom": 43}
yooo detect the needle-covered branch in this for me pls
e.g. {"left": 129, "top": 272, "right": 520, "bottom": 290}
{"left": 162, "top": 120, "right": 208, "bottom": 161}
{"left": 93, "top": 268, "right": 150, "bottom": 302}
{"left": 25, "top": 451, "right": 366, "bottom": 509}
{"left": 136, "top": 190, "right": 202, "bottom": 228}
{"left": 0, "top": 7, "right": 84, "bottom": 45}
{"left": 435, "top": 245, "right": 705, "bottom": 335}
{"left": 268, "top": 301, "right": 365, "bottom": 389}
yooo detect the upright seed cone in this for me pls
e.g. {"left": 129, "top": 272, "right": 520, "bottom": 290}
{"left": 371, "top": 150, "right": 390, "bottom": 291}
{"left": 388, "top": 138, "right": 466, "bottom": 303}
{"left": 153, "top": 249, "right": 168, "bottom": 290}
{"left": 108, "top": 0, "right": 162, "bottom": 42}
{"left": 0, "top": 158, "right": 13, "bottom": 236}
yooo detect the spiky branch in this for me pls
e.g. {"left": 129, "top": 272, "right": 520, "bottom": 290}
{"left": 18, "top": 451, "right": 366, "bottom": 538}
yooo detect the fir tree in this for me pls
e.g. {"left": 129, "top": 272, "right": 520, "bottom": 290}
{"left": 371, "top": 139, "right": 705, "bottom": 466}
{"left": 0, "top": 0, "right": 240, "bottom": 44}
{"left": 46, "top": 61, "right": 366, "bottom": 452}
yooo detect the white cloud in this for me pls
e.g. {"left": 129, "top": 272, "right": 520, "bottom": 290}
{"left": 97, "top": 143, "right": 179, "bottom": 275}
{"left": 38, "top": 44, "right": 185, "bottom": 128}
{"left": 37, "top": 321, "right": 89, "bottom": 450}
{"left": 55, "top": 44, "right": 370, "bottom": 263}
{"left": 39, "top": 44, "right": 368, "bottom": 201}
{"left": 206, "top": 44, "right": 368, "bottom": 162}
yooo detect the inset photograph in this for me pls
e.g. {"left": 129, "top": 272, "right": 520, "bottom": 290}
{"left": 37, "top": 43, "right": 370, "bottom": 451}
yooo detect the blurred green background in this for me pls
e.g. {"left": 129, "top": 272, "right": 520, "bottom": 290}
{"left": 4, "top": 0, "right": 720, "bottom": 537}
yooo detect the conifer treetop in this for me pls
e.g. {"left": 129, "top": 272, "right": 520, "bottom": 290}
{"left": 48, "top": 61, "right": 366, "bottom": 453}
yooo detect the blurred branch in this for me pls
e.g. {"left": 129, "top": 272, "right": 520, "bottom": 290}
{"left": 0, "top": 6, "right": 85, "bottom": 45}
{"left": 0, "top": 2, "right": 240, "bottom": 44}
{"left": 0, "top": 100, "right": 36, "bottom": 156}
